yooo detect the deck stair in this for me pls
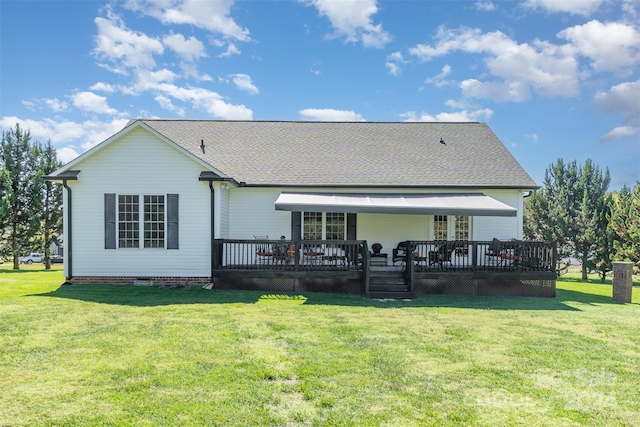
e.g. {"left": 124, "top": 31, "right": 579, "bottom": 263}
{"left": 366, "top": 270, "right": 414, "bottom": 299}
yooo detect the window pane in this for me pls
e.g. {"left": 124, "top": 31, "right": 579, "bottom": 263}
{"left": 303, "top": 212, "right": 322, "bottom": 240}
{"left": 118, "top": 195, "right": 139, "bottom": 248}
{"left": 144, "top": 195, "right": 165, "bottom": 248}
{"left": 434, "top": 215, "right": 448, "bottom": 240}
{"left": 454, "top": 215, "right": 469, "bottom": 256}
{"left": 455, "top": 215, "right": 469, "bottom": 240}
{"left": 325, "top": 212, "right": 345, "bottom": 240}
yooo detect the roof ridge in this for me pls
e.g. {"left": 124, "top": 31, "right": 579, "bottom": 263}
{"left": 137, "top": 119, "right": 483, "bottom": 124}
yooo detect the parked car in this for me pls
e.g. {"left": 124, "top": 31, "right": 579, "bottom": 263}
{"left": 51, "top": 255, "right": 64, "bottom": 264}
{"left": 19, "top": 253, "right": 43, "bottom": 264}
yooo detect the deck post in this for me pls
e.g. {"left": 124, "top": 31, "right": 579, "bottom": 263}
{"left": 406, "top": 245, "right": 415, "bottom": 293}
{"left": 471, "top": 241, "right": 477, "bottom": 272}
{"left": 363, "top": 242, "right": 371, "bottom": 294}
{"left": 294, "top": 240, "right": 300, "bottom": 271}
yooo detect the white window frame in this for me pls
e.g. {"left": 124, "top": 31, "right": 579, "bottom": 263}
{"left": 432, "top": 215, "right": 471, "bottom": 241}
{"left": 302, "top": 212, "right": 346, "bottom": 240}
{"left": 117, "top": 194, "right": 166, "bottom": 249}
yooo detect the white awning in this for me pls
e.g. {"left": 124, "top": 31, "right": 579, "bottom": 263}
{"left": 274, "top": 193, "right": 517, "bottom": 217}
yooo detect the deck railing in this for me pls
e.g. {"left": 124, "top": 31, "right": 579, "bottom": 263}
{"left": 405, "top": 240, "right": 556, "bottom": 273}
{"left": 212, "top": 239, "right": 367, "bottom": 272}
{"left": 212, "top": 239, "right": 555, "bottom": 275}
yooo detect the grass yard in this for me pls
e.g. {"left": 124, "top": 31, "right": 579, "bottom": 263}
{"left": 1, "top": 265, "right": 639, "bottom": 426}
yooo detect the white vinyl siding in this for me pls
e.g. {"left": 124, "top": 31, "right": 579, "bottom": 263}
{"left": 65, "top": 127, "right": 210, "bottom": 277}
{"left": 228, "top": 188, "right": 291, "bottom": 239}
{"left": 217, "top": 186, "right": 230, "bottom": 239}
{"left": 471, "top": 190, "right": 521, "bottom": 240}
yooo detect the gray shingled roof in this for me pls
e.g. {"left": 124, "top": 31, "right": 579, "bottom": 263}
{"left": 137, "top": 120, "right": 537, "bottom": 189}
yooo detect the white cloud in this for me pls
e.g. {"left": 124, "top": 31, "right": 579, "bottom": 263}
{"left": 56, "top": 147, "right": 80, "bottom": 164}
{"left": 122, "top": 69, "right": 178, "bottom": 95}
{"left": 474, "top": 1, "right": 496, "bottom": 11}
{"left": 89, "top": 82, "right": 116, "bottom": 93}
{"left": 425, "top": 64, "right": 453, "bottom": 87}
{"left": 124, "top": 0, "right": 250, "bottom": 41}
{"left": 303, "top": 0, "right": 391, "bottom": 48}
{"left": 93, "top": 9, "right": 164, "bottom": 71}
{"left": 385, "top": 62, "right": 401, "bottom": 76}
{"left": 385, "top": 51, "right": 406, "bottom": 76}
{"left": 22, "top": 98, "right": 69, "bottom": 112}
{"left": 409, "top": 26, "right": 579, "bottom": 101}
{"left": 0, "top": 116, "right": 129, "bottom": 152}
{"left": 594, "top": 79, "right": 640, "bottom": 140}
{"left": 162, "top": 32, "right": 206, "bottom": 62}
{"left": 557, "top": 20, "right": 640, "bottom": 74}
{"left": 44, "top": 98, "right": 70, "bottom": 112}
{"left": 600, "top": 126, "right": 640, "bottom": 142}
{"left": 594, "top": 79, "right": 640, "bottom": 121}
{"left": 148, "top": 83, "right": 253, "bottom": 119}
{"left": 71, "top": 91, "right": 118, "bottom": 115}
{"left": 460, "top": 79, "right": 532, "bottom": 102}
{"left": 21, "top": 100, "right": 37, "bottom": 111}
{"left": 218, "top": 42, "right": 241, "bottom": 58}
{"left": 400, "top": 108, "right": 493, "bottom": 122}
{"left": 154, "top": 95, "right": 186, "bottom": 116}
{"left": 179, "top": 62, "right": 212, "bottom": 81}
{"left": 525, "top": 133, "right": 540, "bottom": 143}
{"left": 299, "top": 108, "right": 365, "bottom": 121}
{"left": 229, "top": 74, "right": 259, "bottom": 94}
{"left": 522, "top": 0, "right": 605, "bottom": 16}
{"left": 622, "top": 0, "right": 638, "bottom": 17}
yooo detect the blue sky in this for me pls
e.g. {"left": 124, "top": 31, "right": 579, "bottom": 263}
{"left": 1, "top": 0, "right": 639, "bottom": 189}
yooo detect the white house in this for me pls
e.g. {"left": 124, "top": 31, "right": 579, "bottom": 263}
{"left": 47, "top": 120, "right": 555, "bottom": 297}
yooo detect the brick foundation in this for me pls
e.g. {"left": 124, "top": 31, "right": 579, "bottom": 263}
{"left": 68, "top": 276, "right": 211, "bottom": 286}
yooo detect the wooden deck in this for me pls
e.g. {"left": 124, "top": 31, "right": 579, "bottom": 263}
{"left": 211, "top": 239, "right": 557, "bottom": 298}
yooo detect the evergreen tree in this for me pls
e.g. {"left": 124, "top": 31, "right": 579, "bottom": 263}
{"left": 524, "top": 159, "right": 579, "bottom": 275}
{"left": 525, "top": 158, "right": 610, "bottom": 279}
{"left": 36, "top": 140, "right": 63, "bottom": 269}
{"left": 0, "top": 124, "right": 43, "bottom": 269}
{"left": 591, "top": 194, "right": 614, "bottom": 282}
{"left": 573, "top": 160, "right": 611, "bottom": 279}
{"left": 609, "top": 182, "right": 640, "bottom": 272}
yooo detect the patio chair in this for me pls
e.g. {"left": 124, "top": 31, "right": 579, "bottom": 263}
{"left": 428, "top": 244, "right": 455, "bottom": 267}
{"left": 370, "top": 242, "right": 388, "bottom": 266}
{"left": 254, "top": 235, "right": 272, "bottom": 263}
{"left": 392, "top": 242, "right": 411, "bottom": 265}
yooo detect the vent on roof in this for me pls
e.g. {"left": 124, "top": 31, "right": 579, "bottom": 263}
{"left": 439, "top": 138, "right": 446, "bottom": 145}
{"left": 200, "top": 140, "right": 206, "bottom": 154}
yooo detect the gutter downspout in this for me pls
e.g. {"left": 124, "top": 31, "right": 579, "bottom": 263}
{"left": 44, "top": 171, "right": 79, "bottom": 285}
{"left": 209, "top": 181, "right": 215, "bottom": 283}
{"left": 199, "top": 172, "right": 236, "bottom": 283}
{"left": 63, "top": 181, "right": 73, "bottom": 284}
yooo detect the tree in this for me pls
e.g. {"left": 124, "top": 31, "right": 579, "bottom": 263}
{"left": 590, "top": 193, "right": 614, "bottom": 282}
{"left": 572, "top": 159, "right": 611, "bottom": 280}
{"left": 524, "top": 159, "right": 610, "bottom": 279}
{"left": 524, "top": 159, "right": 580, "bottom": 275}
{"left": 35, "top": 140, "right": 63, "bottom": 269}
{"left": 0, "top": 124, "right": 44, "bottom": 269}
{"left": 609, "top": 182, "right": 640, "bottom": 272}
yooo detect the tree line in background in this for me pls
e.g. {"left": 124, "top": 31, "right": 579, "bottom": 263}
{"left": 525, "top": 158, "right": 639, "bottom": 281}
{"left": 0, "top": 124, "right": 63, "bottom": 269}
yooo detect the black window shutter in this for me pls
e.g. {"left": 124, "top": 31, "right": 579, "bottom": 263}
{"left": 167, "top": 194, "right": 179, "bottom": 249}
{"left": 347, "top": 213, "right": 357, "bottom": 240}
{"left": 104, "top": 193, "right": 116, "bottom": 249}
{"left": 291, "top": 211, "right": 301, "bottom": 240}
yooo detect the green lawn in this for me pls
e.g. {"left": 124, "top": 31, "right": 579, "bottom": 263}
{"left": 1, "top": 265, "right": 639, "bottom": 426}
